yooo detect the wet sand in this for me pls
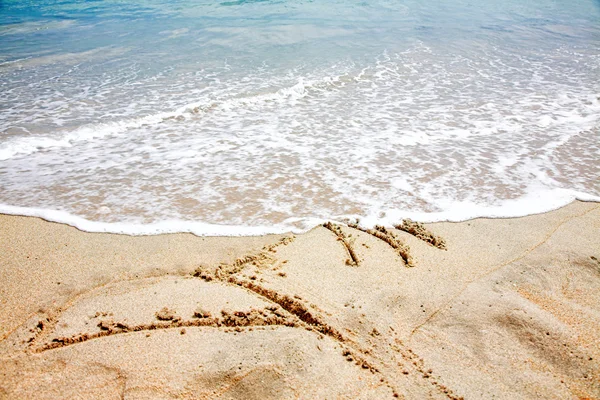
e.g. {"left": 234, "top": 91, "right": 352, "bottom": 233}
{"left": 1, "top": 201, "right": 599, "bottom": 399}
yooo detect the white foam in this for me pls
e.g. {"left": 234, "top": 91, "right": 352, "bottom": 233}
{"left": 0, "top": 112, "right": 172, "bottom": 160}
{"left": 0, "top": 76, "right": 333, "bottom": 161}
{"left": 0, "top": 204, "right": 297, "bottom": 236}
{"left": 351, "top": 188, "right": 600, "bottom": 227}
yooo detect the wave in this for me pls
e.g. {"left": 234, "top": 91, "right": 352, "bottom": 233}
{"left": 0, "top": 188, "right": 597, "bottom": 237}
{"left": 0, "top": 76, "right": 339, "bottom": 161}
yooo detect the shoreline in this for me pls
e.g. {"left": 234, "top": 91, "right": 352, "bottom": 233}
{"left": 1, "top": 200, "right": 599, "bottom": 398}
{"left": 0, "top": 189, "right": 599, "bottom": 237}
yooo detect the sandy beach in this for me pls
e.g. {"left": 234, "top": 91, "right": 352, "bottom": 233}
{"left": 0, "top": 200, "right": 599, "bottom": 399}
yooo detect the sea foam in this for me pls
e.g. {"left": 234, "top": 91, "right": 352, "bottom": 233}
{"left": 1, "top": 0, "right": 599, "bottom": 236}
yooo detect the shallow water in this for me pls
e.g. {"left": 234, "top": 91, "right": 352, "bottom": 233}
{"left": 1, "top": 0, "right": 599, "bottom": 234}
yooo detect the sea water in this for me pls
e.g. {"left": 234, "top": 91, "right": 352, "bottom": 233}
{"left": 1, "top": 0, "right": 599, "bottom": 235}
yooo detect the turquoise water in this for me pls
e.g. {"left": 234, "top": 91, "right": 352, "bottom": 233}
{"left": 0, "top": 0, "right": 599, "bottom": 234}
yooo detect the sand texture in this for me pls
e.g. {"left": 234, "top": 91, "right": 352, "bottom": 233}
{"left": 1, "top": 201, "right": 599, "bottom": 399}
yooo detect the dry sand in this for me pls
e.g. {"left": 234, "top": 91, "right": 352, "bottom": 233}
{"left": 0, "top": 200, "right": 599, "bottom": 399}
